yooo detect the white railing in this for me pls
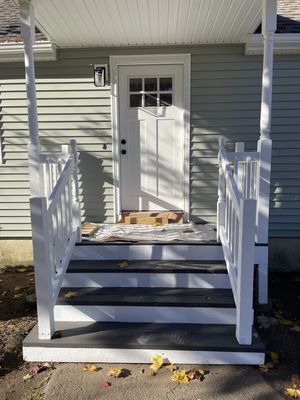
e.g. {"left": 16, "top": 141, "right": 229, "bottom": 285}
{"left": 217, "top": 137, "right": 258, "bottom": 345}
{"left": 30, "top": 139, "right": 81, "bottom": 339}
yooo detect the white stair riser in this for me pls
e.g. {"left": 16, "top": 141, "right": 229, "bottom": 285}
{"left": 62, "top": 272, "right": 231, "bottom": 289}
{"left": 54, "top": 305, "right": 236, "bottom": 324}
{"left": 23, "top": 347, "right": 264, "bottom": 365}
{"left": 71, "top": 244, "right": 225, "bottom": 261}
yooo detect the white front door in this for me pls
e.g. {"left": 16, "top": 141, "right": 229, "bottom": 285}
{"left": 118, "top": 64, "right": 185, "bottom": 211}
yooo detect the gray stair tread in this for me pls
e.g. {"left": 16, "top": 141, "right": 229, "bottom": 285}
{"left": 67, "top": 260, "right": 227, "bottom": 274}
{"left": 57, "top": 287, "right": 235, "bottom": 308}
{"left": 24, "top": 322, "right": 264, "bottom": 353}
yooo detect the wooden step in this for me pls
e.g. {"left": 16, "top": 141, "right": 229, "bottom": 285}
{"left": 62, "top": 260, "right": 231, "bottom": 289}
{"left": 54, "top": 287, "right": 237, "bottom": 324}
{"left": 23, "top": 322, "right": 265, "bottom": 364}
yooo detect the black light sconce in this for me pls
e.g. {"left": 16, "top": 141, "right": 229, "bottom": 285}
{"left": 94, "top": 64, "right": 108, "bottom": 87}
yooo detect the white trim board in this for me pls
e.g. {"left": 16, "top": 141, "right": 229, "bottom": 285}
{"left": 62, "top": 272, "right": 231, "bottom": 289}
{"left": 0, "top": 41, "right": 57, "bottom": 62}
{"left": 54, "top": 305, "right": 236, "bottom": 324}
{"left": 246, "top": 34, "right": 300, "bottom": 55}
{"left": 110, "top": 54, "right": 191, "bottom": 222}
{"left": 23, "top": 347, "right": 264, "bottom": 365}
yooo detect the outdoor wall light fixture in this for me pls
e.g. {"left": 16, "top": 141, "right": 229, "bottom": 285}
{"left": 93, "top": 64, "right": 108, "bottom": 87}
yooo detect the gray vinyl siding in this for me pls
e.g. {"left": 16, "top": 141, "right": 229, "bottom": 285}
{"left": 0, "top": 44, "right": 299, "bottom": 237}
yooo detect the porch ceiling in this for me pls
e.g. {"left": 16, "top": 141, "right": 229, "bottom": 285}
{"left": 30, "top": 0, "right": 262, "bottom": 47}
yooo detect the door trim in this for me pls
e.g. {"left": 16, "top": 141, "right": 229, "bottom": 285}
{"left": 110, "top": 54, "right": 191, "bottom": 222}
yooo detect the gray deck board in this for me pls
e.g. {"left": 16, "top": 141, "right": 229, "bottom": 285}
{"left": 57, "top": 287, "right": 235, "bottom": 308}
{"left": 24, "top": 322, "right": 264, "bottom": 353}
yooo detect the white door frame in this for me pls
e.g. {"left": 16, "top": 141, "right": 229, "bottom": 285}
{"left": 110, "top": 54, "right": 191, "bottom": 222}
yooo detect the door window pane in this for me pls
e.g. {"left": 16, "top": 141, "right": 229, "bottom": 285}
{"left": 160, "top": 77, "right": 172, "bottom": 91}
{"left": 145, "top": 94, "right": 158, "bottom": 107}
{"left": 145, "top": 78, "right": 157, "bottom": 92}
{"left": 160, "top": 93, "right": 172, "bottom": 107}
{"left": 130, "top": 94, "right": 142, "bottom": 107}
{"left": 129, "top": 78, "right": 142, "bottom": 92}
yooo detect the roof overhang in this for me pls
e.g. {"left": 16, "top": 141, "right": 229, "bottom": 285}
{"left": 246, "top": 33, "right": 300, "bottom": 55}
{"left": 29, "top": 0, "right": 262, "bottom": 48}
{"left": 0, "top": 41, "right": 57, "bottom": 62}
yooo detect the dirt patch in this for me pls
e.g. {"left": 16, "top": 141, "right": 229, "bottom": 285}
{"left": 0, "top": 268, "right": 299, "bottom": 400}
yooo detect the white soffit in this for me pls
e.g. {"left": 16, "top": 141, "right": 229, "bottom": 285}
{"left": 31, "top": 0, "right": 262, "bottom": 47}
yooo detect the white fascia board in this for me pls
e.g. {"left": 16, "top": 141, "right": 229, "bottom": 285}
{"left": 0, "top": 41, "right": 57, "bottom": 62}
{"left": 245, "top": 33, "right": 300, "bottom": 55}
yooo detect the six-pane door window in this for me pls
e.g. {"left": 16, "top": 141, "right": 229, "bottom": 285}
{"left": 129, "top": 77, "right": 173, "bottom": 108}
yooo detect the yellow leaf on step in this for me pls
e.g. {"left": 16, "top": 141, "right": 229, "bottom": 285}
{"left": 290, "top": 325, "right": 300, "bottom": 333}
{"left": 108, "top": 368, "right": 122, "bottom": 378}
{"left": 166, "top": 364, "right": 177, "bottom": 371}
{"left": 64, "top": 291, "right": 78, "bottom": 298}
{"left": 150, "top": 355, "right": 165, "bottom": 374}
{"left": 117, "top": 261, "right": 129, "bottom": 268}
{"left": 268, "top": 351, "right": 279, "bottom": 365}
{"left": 83, "top": 364, "right": 98, "bottom": 372}
{"left": 279, "top": 318, "right": 294, "bottom": 326}
{"left": 170, "top": 370, "right": 190, "bottom": 385}
{"left": 259, "top": 362, "right": 274, "bottom": 373}
{"left": 284, "top": 388, "right": 300, "bottom": 398}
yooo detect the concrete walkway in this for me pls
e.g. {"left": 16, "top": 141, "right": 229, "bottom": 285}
{"left": 44, "top": 363, "right": 284, "bottom": 400}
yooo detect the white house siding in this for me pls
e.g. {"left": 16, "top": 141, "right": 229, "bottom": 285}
{"left": 0, "top": 45, "right": 299, "bottom": 238}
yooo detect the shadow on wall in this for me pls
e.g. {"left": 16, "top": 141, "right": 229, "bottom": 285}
{"left": 79, "top": 151, "right": 113, "bottom": 223}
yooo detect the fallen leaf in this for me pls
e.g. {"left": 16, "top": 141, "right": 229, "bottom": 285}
{"left": 108, "top": 367, "right": 122, "bottom": 378}
{"left": 278, "top": 318, "right": 294, "bottom": 326}
{"left": 170, "top": 369, "right": 189, "bottom": 385}
{"left": 17, "top": 268, "right": 27, "bottom": 273}
{"left": 64, "top": 291, "right": 78, "bottom": 298}
{"left": 268, "top": 351, "right": 279, "bottom": 365}
{"left": 0, "top": 279, "right": 3, "bottom": 283}
{"left": 100, "top": 380, "right": 111, "bottom": 388}
{"left": 1, "top": 291, "right": 7, "bottom": 297}
{"left": 290, "top": 325, "right": 300, "bottom": 333}
{"left": 13, "top": 293, "right": 23, "bottom": 299}
{"left": 186, "top": 368, "right": 206, "bottom": 381}
{"left": 31, "top": 362, "right": 53, "bottom": 375}
{"left": 29, "top": 391, "right": 43, "bottom": 400}
{"left": 150, "top": 355, "right": 165, "bottom": 375}
{"left": 259, "top": 362, "right": 274, "bottom": 373}
{"left": 23, "top": 372, "right": 33, "bottom": 381}
{"left": 285, "top": 388, "right": 300, "bottom": 398}
{"left": 117, "top": 261, "right": 129, "bottom": 268}
{"left": 292, "top": 375, "right": 300, "bottom": 388}
{"left": 54, "top": 330, "right": 63, "bottom": 338}
{"left": 166, "top": 364, "right": 177, "bottom": 371}
{"left": 14, "top": 286, "right": 21, "bottom": 291}
{"left": 83, "top": 364, "right": 98, "bottom": 372}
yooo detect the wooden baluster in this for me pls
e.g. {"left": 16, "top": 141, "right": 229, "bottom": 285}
{"left": 234, "top": 142, "right": 244, "bottom": 185}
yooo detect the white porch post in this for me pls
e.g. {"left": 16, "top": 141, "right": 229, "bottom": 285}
{"left": 256, "top": 0, "right": 277, "bottom": 303}
{"left": 20, "top": 0, "right": 55, "bottom": 339}
{"left": 20, "top": 0, "right": 42, "bottom": 197}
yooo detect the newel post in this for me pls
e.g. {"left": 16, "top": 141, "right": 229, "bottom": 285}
{"left": 217, "top": 137, "right": 226, "bottom": 241}
{"left": 256, "top": 0, "right": 277, "bottom": 303}
{"left": 236, "top": 160, "right": 256, "bottom": 345}
{"left": 20, "top": 0, "right": 43, "bottom": 197}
